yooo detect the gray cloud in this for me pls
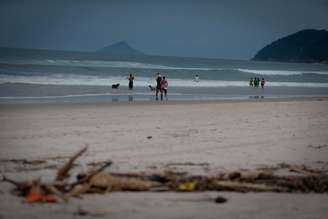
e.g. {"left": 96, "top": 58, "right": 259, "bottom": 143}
{"left": 0, "top": 0, "right": 327, "bottom": 59}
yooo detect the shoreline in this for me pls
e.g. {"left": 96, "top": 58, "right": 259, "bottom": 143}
{"left": 1, "top": 95, "right": 328, "bottom": 107}
{"left": 1, "top": 83, "right": 328, "bottom": 104}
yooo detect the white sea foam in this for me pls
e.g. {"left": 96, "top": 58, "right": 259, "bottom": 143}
{"left": 1, "top": 74, "right": 328, "bottom": 88}
{"left": 1, "top": 59, "right": 200, "bottom": 70}
{"left": 237, "top": 68, "right": 328, "bottom": 75}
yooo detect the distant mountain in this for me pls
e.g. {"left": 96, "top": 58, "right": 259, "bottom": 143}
{"left": 252, "top": 29, "right": 328, "bottom": 63}
{"left": 96, "top": 41, "right": 144, "bottom": 56}
{"left": 0, "top": 42, "right": 145, "bottom": 60}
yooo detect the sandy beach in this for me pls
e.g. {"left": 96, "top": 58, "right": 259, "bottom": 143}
{"left": 1, "top": 98, "right": 328, "bottom": 218}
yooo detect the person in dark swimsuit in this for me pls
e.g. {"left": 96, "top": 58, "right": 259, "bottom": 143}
{"left": 128, "top": 74, "right": 134, "bottom": 90}
{"left": 261, "top": 78, "right": 265, "bottom": 88}
{"left": 249, "top": 78, "right": 253, "bottom": 87}
{"left": 155, "top": 73, "right": 162, "bottom": 100}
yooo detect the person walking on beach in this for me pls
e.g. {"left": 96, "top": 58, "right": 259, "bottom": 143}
{"left": 261, "top": 78, "right": 265, "bottom": 88}
{"left": 128, "top": 74, "right": 134, "bottom": 90}
{"left": 155, "top": 73, "right": 162, "bottom": 100}
{"left": 160, "top": 76, "right": 168, "bottom": 101}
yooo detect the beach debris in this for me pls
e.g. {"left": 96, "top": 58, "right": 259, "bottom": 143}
{"left": 214, "top": 180, "right": 285, "bottom": 192}
{"left": 308, "top": 144, "right": 328, "bottom": 150}
{"left": 2, "top": 175, "right": 33, "bottom": 195}
{"left": 214, "top": 196, "right": 228, "bottom": 204}
{"left": 165, "top": 162, "right": 209, "bottom": 167}
{"left": 87, "top": 161, "right": 110, "bottom": 167}
{"left": 178, "top": 181, "right": 197, "bottom": 191}
{"left": 146, "top": 136, "right": 152, "bottom": 139}
{"left": 0, "top": 159, "right": 47, "bottom": 165}
{"left": 277, "top": 163, "right": 323, "bottom": 175}
{"left": 0, "top": 158, "right": 56, "bottom": 172}
{"left": 56, "top": 145, "right": 88, "bottom": 182}
{"left": 25, "top": 180, "right": 58, "bottom": 203}
{"left": 1, "top": 147, "right": 328, "bottom": 204}
{"left": 74, "top": 207, "right": 90, "bottom": 216}
{"left": 73, "top": 207, "right": 108, "bottom": 217}
{"left": 90, "top": 172, "right": 158, "bottom": 191}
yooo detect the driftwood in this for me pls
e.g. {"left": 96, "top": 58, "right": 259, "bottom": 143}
{"left": 89, "top": 172, "right": 158, "bottom": 191}
{"left": 2, "top": 146, "right": 328, "bottom": 204}
{"left": 277, "top": 163, "right": 323, "bottom": 175}
{"left": 70, "top": 160, "right": 113, "bottom": 187}
{"left": 214, "top": 180, "right": 285, "bottom": 192}
{"left": 64, "top": 183, "right": 91, "bottom": 199}
{"left": 2, "top": 175, "right": 33, "bottom": 195}
{"left": 56, "top": 145, "right": 88, "bottom": 182}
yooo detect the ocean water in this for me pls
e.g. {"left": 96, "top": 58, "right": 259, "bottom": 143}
{"left": 0, "top": 56, "right": 328, "bottom": 103}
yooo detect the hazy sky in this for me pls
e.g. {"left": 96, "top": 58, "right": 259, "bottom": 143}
{"left": 0, "top": 0, "right": 327, "bottom": 59}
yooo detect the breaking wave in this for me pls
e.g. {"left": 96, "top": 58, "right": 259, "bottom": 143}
{"left": 1, "top": 59, "right": 328, "bottom": 75}
{"left": 1, "top": 73, "right": 328, "bottom": 88}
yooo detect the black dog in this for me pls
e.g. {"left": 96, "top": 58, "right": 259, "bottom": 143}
{"left": 112, "top": 83, "right": 120, "bottom": 89}
{"left": 148, "top": 85, "right": 155, "bottom": 91}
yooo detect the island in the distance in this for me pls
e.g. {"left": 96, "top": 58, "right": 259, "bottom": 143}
{"left": 252, "top": 29, "right": 328, "bottom": 63}
{"left": 96, "top": 41, "right": 145, "bottom": 56}
{"left": 0, "top": 41, "right": 145, "bottom": 60}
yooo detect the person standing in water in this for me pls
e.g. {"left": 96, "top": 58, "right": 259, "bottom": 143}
{"left": 155, "top": 73, "right": 162, "bottom": 100}
{"left": 194, "top": 74, "right": 199, "bottom": 82}
{"left": 160, "top": 76, "right": 168, "bottom": 101}
{"left": 128, "top": 74, "right": 134, "bottom": 90}
{"left": 261, "top": 78, "right": 265, "bottom": 88}
{"left": 249, "top": 78, "right": 253, "bottom": 87}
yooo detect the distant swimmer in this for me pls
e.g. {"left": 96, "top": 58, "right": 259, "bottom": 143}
{"left": 194, "top": 74, "right": 199, "bottom": 82}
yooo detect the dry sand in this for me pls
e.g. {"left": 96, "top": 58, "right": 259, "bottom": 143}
{"left": 0, "top": 98, "right": 328, "bottom": 218}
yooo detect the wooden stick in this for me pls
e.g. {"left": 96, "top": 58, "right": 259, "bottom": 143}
{"left": 56, "top": 145, "right": 88, "bottom": 182}
{"left": 70, "top": 160, "right": 112, "bottom": 187}
{"left": 214, "top": 180, "right": 285, "bottom": 192}
{"left": 2, "top": 175, "right": 33, "bottom": 195}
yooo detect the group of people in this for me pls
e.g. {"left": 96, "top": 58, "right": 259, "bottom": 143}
{"left": 155, "top": 73, "right": 168, "bottom": 101}
{"left": 250, "top": 77, "right": 265, "bottom": 88}
{"left": 126, "top": 73, "right": 168, "bottom": 101}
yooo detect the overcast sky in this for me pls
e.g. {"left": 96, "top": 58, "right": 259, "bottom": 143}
{"left": 0, "top": 0, "right": 327, "bottom": 59}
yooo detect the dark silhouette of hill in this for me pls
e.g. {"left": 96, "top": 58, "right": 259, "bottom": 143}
{"left": 253, "top": 29, "right": 328, "bottom": 63}
{"left": 0, "top": 42, "right": 145, "bottom": 60}
{"left": 96, "top": 41, "right": 144, "bottom": 56}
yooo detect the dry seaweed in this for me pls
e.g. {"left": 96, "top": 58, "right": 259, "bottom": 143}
{"left": 2, "top": 146, "right": 328, "bottom": 204}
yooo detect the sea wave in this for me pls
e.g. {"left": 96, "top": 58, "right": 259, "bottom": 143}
{"left": 1, "top": 74, "right": 328, "bottom": 88}
{"left": 1, "top": 59, "right": 216, "bottom": 70}
{"left": 1, "top": 59, "right": 328, "bottom": 75}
